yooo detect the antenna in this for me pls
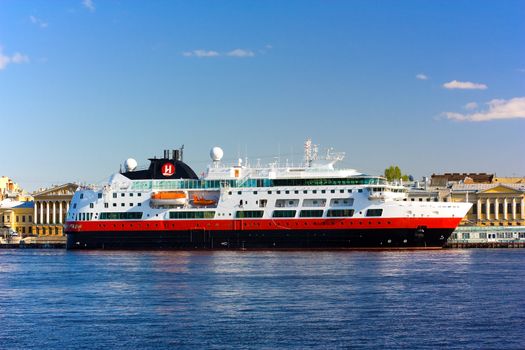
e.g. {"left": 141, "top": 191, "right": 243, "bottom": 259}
{"left": 304, "top": 138, "right": 312, "bottom": 166}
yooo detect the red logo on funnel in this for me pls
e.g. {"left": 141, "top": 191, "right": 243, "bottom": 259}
{"left": 161, "top": 163, "right": 175, "bottom": 176}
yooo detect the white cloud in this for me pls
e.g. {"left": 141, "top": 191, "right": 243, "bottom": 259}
{"left": 443, "top": 80, "right": 487, "bottom": 90}
{"left": 444, "top": 97, "right": 525, "bottom": 122}
{"left": 416, "top": 73, "right": 428, "bottom": 80}
{"left": 265, "top": 44, "right": 273, "bottom": 49}
{"left": 227, "top": 49, "right": 255, "bottom": 58}
{"left": 517, "top": 68, "right": 525, "bottom": 73}
{"left": 30, "top": 15, "right": 48, "bottom": 28}
{"left": 183, "top": 50, "right": 220, "bottom": 58}
{"left": 464, "top": 102, "right": 478, "bottom": 110}
{"left": 0, "top": 48, "right": 29, "bottom": 71}
{"left": 82, "top": 0, "right": 95, "bottom": 12}
{"left": 11, "top": 53, "right": 29, "bottom": 64}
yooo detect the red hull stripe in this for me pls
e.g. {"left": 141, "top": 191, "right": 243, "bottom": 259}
{"left": 65, "top": 217, "right": 462, "bottom": 233}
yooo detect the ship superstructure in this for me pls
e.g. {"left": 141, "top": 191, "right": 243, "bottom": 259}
{"left": 65, "top": 140, "right": 471, "bottom": 249}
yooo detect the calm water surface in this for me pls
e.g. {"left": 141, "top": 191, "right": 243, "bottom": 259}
{"left": 1, "top": 249, "right": 524, "bottom": 349}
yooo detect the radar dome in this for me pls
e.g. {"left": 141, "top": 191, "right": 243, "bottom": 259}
{"left": 124, "top": 158, "right": 138, "bottom": 171}
{"left": 210, "top": 147, "right": 224, "bottom": 161}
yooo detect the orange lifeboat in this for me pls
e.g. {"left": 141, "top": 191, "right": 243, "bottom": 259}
{"left": 192, "top": 195, "right": 216, "bottom": 206}
{"left": 150, "top": 191, "right": 187, "bottom": 205}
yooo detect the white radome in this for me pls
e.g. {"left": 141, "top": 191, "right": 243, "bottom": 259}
{"left": 210, "top": 147, "right": 224, "bottom": 161}
{"left": 124, "top": 158, "right": 138, "bottom": 171}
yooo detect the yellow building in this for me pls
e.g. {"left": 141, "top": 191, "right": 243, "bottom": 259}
{"left": 0, "top": 176, "right": 22, "bottom": 200}
{"left": 0, "top": 200, "right": 35, "bottom": 237}
{"left": 450, "top": 183, "right": 525, "bottom": 227}
{"left": 33, "top": 183, "right": 78, "bottom": 236}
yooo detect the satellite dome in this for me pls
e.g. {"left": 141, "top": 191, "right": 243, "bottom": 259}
{"left": 210, "top": 147, "right": 224, "bottom": 161}
{"left": 124, "top": 158, "right": 138, "bottom": 171}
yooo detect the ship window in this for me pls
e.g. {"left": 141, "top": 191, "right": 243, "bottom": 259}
{"left": 228, "top": 191, "right": 232, "bottom": 195}
{"left": 130, "top": 193, "right": 134, "bottom": 197}
{"left": 358, "top": 189, "right": 363, "bottom": 193}
{"left": 294, "top": 190, "right": 299, "bottom": 194}
{"left": 73, "top": 204, "right": 77, "bottom": 209}
{"left": 340, "top": 190, "right": 344, "bottom": 193}
{"left": 268, "top": 191, "right": 272, "bottom": 194}
{"left": 276, "top": 191, "right": 281, "bottom": 194}
{"left": 299, "top": 210, "right": 323, "bottom": 218}
{"left": 327, "top": 209, "right": 354, "bottom": 217}
{"left": 303, "top": 190, "right": 308, "bottom": 194}
{"left": 129, "top": 203, "right": 133, "bottom": 207}
{"left": 273, "top": 210, "right": 296, "bottom": 218}
{"left": 313, "top": 190, "right": 317, "bottom": 194}
{"left": 238, "top": 191, "right": 242, "bottom": 195}
{"left": 235, "top": 210, "right": 264, "bottom": 218}
{"left": 121, "top": 193, "right": 125, "bottom": 197}
{"left": 113, "top": 193, "right": 117, "bottom": 198}
{"left": 100, "top": 212, "right": 143, "bottom": 220}
{"left": 98, "top": 193, "right": 102, "bottom": 199}
{"left": 104, "top": 203, "right": 108, "bottom": 208}
{"left": 366, "top": 209, "right": 383, "bottom": 217}
{"left": 321, "top": 190, "right": 326, "bottom": 194}
{"left": 138, "top": 193, "right": 142, "bottom": 197}
{"left": 348, "top": 189, "right": 352, "bottom": 193}
{"left": 121, "top": 203, "right": 125, "bottom": 207}
{"left": 138, "top": 203, "right": 142, "bottom": 206}
{"left": 254, "top": 191, "right": 258, "bottom": 195}
{"left": 259, "top": 200, "right": 267, "bottom": 208}
{"left": 331, "top": 190, "right": 335, "bottom": 193}
{"left": 89, "top": 203, "right": 94, "bottom": 208}
{"left": 113, "top": 203, "right": 117, "bottom": 207}
{"left": 285, "top": 190, "right": 290, "bottom": 194}
{"left": 80, "top": 193, "right": 84, "bottom": 199}
{"left": 169, "top": 211, "right": 215, "bottom": 219}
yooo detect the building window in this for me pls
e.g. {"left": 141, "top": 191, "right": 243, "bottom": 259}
{"left": 113, "top": 193, "right": 117, "bottom": 198}
{"left": 463, "top": 233, "right": 470, "bottom": 240}
{"left": 481, "top": 204, "right": 486, "bottom": 214}
{"left": 121, "top": 193, "right": 125, "bottom": 197}
{"left": 104, "top": 203, "right": 109, "bottom": 208}
{"left": 80, "top": 193, "right": 84, "bottom": 199}
{"left": 130, "top": 193, "right": 134, "bottom": 197}
{"left": 89, "top": 203, "right": 94, "bottom": 208}
{"left": 98, "top": 193, "right": 102, "bottom": 199}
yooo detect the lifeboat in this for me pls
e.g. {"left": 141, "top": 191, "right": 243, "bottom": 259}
{"left": 192, "top": 195, "right": 216, "bottom": 206}
{"left": 150, "top": 191, "right": 187, "bottom": 206}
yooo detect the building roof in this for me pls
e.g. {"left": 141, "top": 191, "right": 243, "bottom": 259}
{"left": 432, "top": 173, "right": 494, "bottom": 184}
{"left": 0, "top": 199, "right": 34, "bottom": 209}
{"left": 451, "top": 183, "right": 525, "bottom": 193}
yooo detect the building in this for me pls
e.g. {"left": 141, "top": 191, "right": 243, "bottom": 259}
{"left": 450, "top": 183, "right": 525, "bottom": 226}
{"left": 32, "top": 183, "right": 78, "bottom": 236}
{"left": 0, "top": 176, "right": 23, "bottom": 200}
{"left": 0, "top": 200, "right": 34, "bottom": 237}
{"left": 430, "top": 173, "right": 493, "bottom": 187}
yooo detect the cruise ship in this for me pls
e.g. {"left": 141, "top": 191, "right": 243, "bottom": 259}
{"left": 65, "top": 140, "right": 472, "bottom": 249}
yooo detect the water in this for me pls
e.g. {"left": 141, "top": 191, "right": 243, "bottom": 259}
{"left": 1, "top": 249, "right": 524, "bottom": 349}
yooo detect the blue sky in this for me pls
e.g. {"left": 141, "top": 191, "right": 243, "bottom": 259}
{"left": 1, "top": 0, "right": 524, "bottom": 191}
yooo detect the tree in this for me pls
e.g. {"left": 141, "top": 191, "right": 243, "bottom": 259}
{"left": 384, "top": 165, "right": 409, "bottom": 182}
